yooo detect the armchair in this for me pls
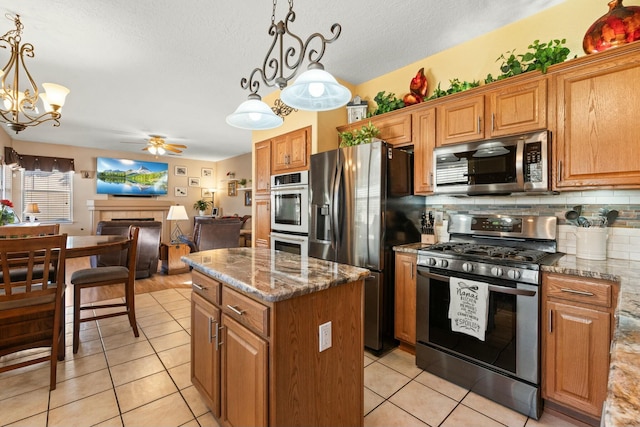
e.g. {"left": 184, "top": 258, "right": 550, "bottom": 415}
{"left": 181, "top": 217, "right": 242, "bottom": 251}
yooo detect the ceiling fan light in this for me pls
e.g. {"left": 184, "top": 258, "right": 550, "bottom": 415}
{"left": 42, "top": 83, "right": 70, "bottom": 108}
{"left": 148, "top": 145, "right": 158, "bottom": 155}
{"left": 226, "top": 95, "right": 283, "bottom": 130}
{"left": 157, "top": 146, "right": 166, "bottom": 155}
{"left": 280, "top": 65, "right": 351, "bottom": 112}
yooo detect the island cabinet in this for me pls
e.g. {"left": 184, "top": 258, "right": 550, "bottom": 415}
{"left": 553, "top": 44, "right": 640, "bottom": 189}
{"left": 541, "top": 272, "right": 619, "bottom": 421}
{"left": 394, "top": 251, "right": 417, "bottom": 351}
{"left": 436, "top": 76, "right": 547, "bottom": 146}
{"left": 336, "top": 110, "right": 413, "bottom": 147}
{"left": 254, "top": 140, "right": 271, "bottom": 195}
{"left": 271, "top": 126, "right": 310, "bottom": 174}
{"left": 190, "top": 267, "right": 365, "bottom": 427}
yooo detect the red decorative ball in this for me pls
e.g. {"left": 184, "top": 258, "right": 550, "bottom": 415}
{"left": 583, "top": 0, "right": 640, "bottom": 54}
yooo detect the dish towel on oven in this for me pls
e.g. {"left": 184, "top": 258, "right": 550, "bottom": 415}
{"left": 448, "top": 277, "right": 490, "bottom": 341}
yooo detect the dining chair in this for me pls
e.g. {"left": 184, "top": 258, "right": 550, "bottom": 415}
{"left": 0, "top": 233, "right": 68, "bottom": 390}
{"left": 70, "top": 226, "right": 140, "bottom": 353}
{"left": 0, "top": 224, "right": 60, "bottom": 238}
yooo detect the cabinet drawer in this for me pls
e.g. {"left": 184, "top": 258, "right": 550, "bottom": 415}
{"left": 192, "top": 270, "right": 222, "bottom": 305}
{"left": 545, "top": 273, "right": 612, "bottom": 308}
{"left": 222, "top": 286, "right": 269, "bottom": 337}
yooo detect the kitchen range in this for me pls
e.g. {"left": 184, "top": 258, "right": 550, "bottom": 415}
{"left": 416, "top": 214, "right": 563, "bottom": 419}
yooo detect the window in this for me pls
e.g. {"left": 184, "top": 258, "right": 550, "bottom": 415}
{"left": 21, "top": 170, "right": 73, "bottom": 223}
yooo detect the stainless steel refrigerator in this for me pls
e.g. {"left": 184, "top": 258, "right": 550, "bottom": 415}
{"left": 309, "top": 140, "right": 425, "bottom": 353}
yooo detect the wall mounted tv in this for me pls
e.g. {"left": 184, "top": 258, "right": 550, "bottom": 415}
{"left": 96, "top": 157, "right": 168, "bottom": 196}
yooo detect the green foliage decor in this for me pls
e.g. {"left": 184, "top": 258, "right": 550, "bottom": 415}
{"left": 369, "top": 91, "right": 405, "bottom": 116}
{"left": 485, "top": 39, "right": 572, "bottom": 82}
{"left": 339, "top": 122, "right": 381, "bottom": 147}
{"left": 193, "top": 199, "right": 212, "bottom": 211}
{"left": 427, "top": 78, "right": 481, "bottom": 100}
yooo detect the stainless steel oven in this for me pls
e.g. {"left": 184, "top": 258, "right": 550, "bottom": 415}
{"left": 270, "top": 171, "right": 309, "bottom": 234}
{"left": 415, "top": 214, "right": 562, "bottom": 420}
{"left": 270, "top": 231, "right": 309, "bottom": 257}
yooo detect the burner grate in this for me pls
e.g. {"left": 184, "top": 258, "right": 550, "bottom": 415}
{"left": 424, "top": 242, "right": 548, "bottom": 264}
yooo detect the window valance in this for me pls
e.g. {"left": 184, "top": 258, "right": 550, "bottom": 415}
{"left": 4, "top": 147, "right": 75, "bottom": 172}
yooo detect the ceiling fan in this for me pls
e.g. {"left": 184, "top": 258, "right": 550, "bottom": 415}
{"left": 143, "top": 135, "right": 187, "bottom": 155}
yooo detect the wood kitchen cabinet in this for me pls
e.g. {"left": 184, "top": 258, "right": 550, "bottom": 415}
{"left": 190, "top": 268, "right": 364, "bottom": 427}
{"left": 253, "top": 195, "right": 270, "bottom": 248}
{"left": 337, "top": 109, "right": 413, "bottom": 147}
{"left": 271, "top": 126, "right": 310, "bottom": 174}
{"left": 394, "top": 251, "right": 417, "bottom": 351}
{"left": 254, "top": 140, "right": 271, "bottom": 195}
{"left": 437, "top": 77, "right": 547, "bottom": 146}
{"left": 553, "top": 44, "right": 640, "bottom": 189}
{"left": 412, "top": 106, "right": 436, "bottom": 194}
{"left": 542, "top": 272, "right": 619, "bottom": 421}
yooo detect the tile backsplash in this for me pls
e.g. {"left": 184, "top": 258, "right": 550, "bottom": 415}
{"left": 424, "top": 189, "right": 640, "bottom": 260}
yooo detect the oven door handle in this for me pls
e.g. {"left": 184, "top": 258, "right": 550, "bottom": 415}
{"left": 417, "top": 269, "right": 537, "bottom": 297}
{"left": 271, "top": 186, "right": 307, "bottom": 192}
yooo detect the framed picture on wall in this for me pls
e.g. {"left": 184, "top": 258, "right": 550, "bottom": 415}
{"left": 244, "top": 190, "right": 252, "bottom": 206}
{"left": 188, "top": 177, "right": 200, "bottom": 187}
{"left": 174, "top": 186, "right": 187, "bottom": 197}
{"left": 201, "top": 168, "right": 213, "bottom": 177}
{"left": 175, "top": 166, "right": 187, "bottom": 176}
{"left": 227, "top": 181, "right": 237, "bottom": 197}
{"left": 201, "top": 188, "right": 213, "bottom": 198}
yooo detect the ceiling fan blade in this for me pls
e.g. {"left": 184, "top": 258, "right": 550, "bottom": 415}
{"left": 165, "top": 146, "right": 183, "bottom": 153}
{"left": 167, "top": 144, "right": 188, "bottom": 149}
{"left": 141, "top": 146, "right": 150, "bottom": 151}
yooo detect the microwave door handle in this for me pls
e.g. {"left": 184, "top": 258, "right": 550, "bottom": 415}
{"left": 272, "top": 186, "right": 307, "bottom": 192}
{"left": 417, "top": 269, "right": 536, "bottom": 297}
{"left": 516, "top": 139, "right": 525, "bottom": 188}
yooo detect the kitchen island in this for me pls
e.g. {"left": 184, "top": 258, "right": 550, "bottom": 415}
{"left": 182, "top": 247, "right": 369, "bottom": 427}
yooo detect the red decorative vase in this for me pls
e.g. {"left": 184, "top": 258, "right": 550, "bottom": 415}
{"left": 583, "top": 0, "right": 640, "bottom": 54}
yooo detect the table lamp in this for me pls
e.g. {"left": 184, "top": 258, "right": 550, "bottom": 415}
{"left": 167, "top": 205, "right": 189, "bottom": 243}
{"left": 24, "top": 203, "right": 40, "bottom": 223}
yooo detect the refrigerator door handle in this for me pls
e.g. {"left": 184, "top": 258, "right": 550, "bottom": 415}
{"left": 332, "top": 153, "right": 343, "bottom": 249}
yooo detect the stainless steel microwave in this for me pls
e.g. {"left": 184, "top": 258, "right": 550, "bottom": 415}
{"left": 433, "top": 130, "right": 550, "bottom": 195}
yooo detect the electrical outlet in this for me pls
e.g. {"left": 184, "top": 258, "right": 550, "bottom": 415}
{"left": 435, "top": 211, "right": 444, "bottom": 224}
{"left": 319, "top": 321, "right": 332, "bottom": 352}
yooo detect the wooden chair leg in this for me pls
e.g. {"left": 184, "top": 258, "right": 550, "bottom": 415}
{"left": 73, "top": 285, "right": 81, "bottom": 354}
{"left": 127, "top": 283, "right": 139, "bottom": 337}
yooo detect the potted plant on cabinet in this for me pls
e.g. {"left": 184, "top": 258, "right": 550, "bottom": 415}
{"left": 193, "top": 199, "right": 212, "bottom": 216}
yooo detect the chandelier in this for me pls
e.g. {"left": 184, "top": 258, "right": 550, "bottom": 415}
{"left": 226, "top": 0, "right": 351, "bottom": 130}
{"left": 0, "top": 14, "right": 70, "bottom": 134}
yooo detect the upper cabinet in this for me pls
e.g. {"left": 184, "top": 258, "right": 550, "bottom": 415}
{"left": 553, "top": 44, "right": 640, "bottom": 189}
{"left": 254, "top": 140, "right": 271, "bottom": 195}
{"left": 412, "top": 106, "right": 436, "bottom": 195}
{"left": 271, "top": 126, "right": 310, "bottom": 174}
{"left": 437, "top": 76, "right": 547, "bottom": 146}
{"left": 337, "top": 109, "right": 413, "bottom": 147}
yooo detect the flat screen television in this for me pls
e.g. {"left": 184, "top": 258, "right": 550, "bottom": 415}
{"left": 96, "top": 157, "right": 168, "bottom": 196}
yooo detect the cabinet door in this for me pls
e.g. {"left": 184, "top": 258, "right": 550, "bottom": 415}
{"left": 271, "top": 134, "right": 289, "bottom": 173}
{"left": 254, "top": 196, "right": 270, "bottom": 248}
{"left": 337, "top": 111, "right": 412, "bottom": 147}
{"left": 437, "top": 94, "right": 484, "bottom": 145}
{"left": 555, "top": 54, "right": 640, "bottom": 188}
{"left": 254, "top": 140, "right": 271, "bottom": 195}
{"left": 191, "top": 292, "right": 221, "bottom": 417}
{"left": 488, "top": 78, "right": 547, "bottom": 137}
{"left": 544, "top": 300, "right": 610, "bottom": 417}
{"left": 287, "top": 127, "right": 309, "bottom": 170}
{"left": 394, "top": 252, "right": 417, "bottom": 345}
{"left": 413, "top": 107, "right": 436, "bottom": 194}
{"left": 271, "top": 127, "right": 310, "bottom": 174}
{"left": 221, "top": 315, "right": 268, "bottom": 427}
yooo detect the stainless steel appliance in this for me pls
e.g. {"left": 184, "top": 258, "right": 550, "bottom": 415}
{"left": 270, "top": 231, "right": 308, "bottom": 257}
{"left": 309, "top": 140, "right": 425, "bottom": 352}
{"left": 416, "top": 214, "right": 562, "bottom": 419}
{"left": 433, "top": 130, "right": 550, "bottom": 195}
{"left": 270, "top": 171, "right": 309, "bottom": 234}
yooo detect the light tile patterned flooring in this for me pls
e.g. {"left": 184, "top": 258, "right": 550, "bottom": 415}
{"left": 1, "top": 288, "right": 589, "bottom": 427}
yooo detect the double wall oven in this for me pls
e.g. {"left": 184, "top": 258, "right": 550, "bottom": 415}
{"left": 270, "top": 170, "right": 309, "bottom": 256}
{"left": 416, "top": 214, "right": 562, "bottom": 419}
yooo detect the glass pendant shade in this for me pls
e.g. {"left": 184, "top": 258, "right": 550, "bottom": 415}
{"left": 41, "top": 83, "right": 70, "bottom": 108}
{"left": 583, "top": 0, "right": 640, "bottom": 53}
{"left": 226, "top": 94, "right": 283, "bottom": 130}
{"left": 280, "top": 64, "right": 351, "bottom": 111}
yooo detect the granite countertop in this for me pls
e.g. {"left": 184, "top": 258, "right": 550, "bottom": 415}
{"left": 542, "top": 256, "right": 640, "bottom": 427}
{"left": 181, "top": 247, "right": 370, "bottom": 303}
{"left": 393, "top": 243, "right": 640, "bottom": 427}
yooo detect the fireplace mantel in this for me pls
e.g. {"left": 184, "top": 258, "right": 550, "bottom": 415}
{"left": 87, "top": 199, "right": 175, "bottom": 242}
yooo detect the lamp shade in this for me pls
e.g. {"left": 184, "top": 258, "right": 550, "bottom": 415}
{"left": 226, "top": 94, "right": 283, "bottom": 130}
{"left": 167, "top": 205, "right": 189, "bottom": 221}
{"left": 280, "top": 64, "right": 351, "bottom": 111}
{"left": 24, "top": 203, "right": 40, "bottom": 214}
{"left": 41, "top": 83, "right": 70, "bottom": 108}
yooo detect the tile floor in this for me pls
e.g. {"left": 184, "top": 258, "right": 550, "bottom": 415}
{"left": 1, "top": 288, "right": 590, "bottom": 427}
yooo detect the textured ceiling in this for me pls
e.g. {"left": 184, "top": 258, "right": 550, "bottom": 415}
{"left": 0, "top": 0, "right": 566, "bottom": 161}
